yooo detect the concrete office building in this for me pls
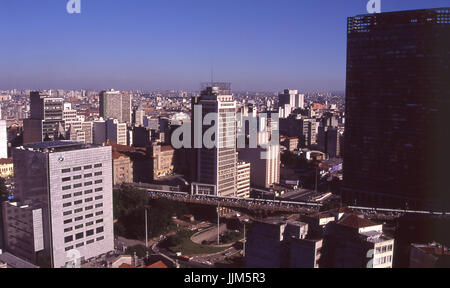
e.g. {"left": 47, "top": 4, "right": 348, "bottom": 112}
{"left": 0, "top": 120, "right": 7, "bottom": 158}
{"left": 99, "top": 89, "right": 132, "bottom": 124}
{"left": 106, "top": 119, "right": 127, "bottom": 146}
{"left": 239, "top": 144, "right": 280, "bottom": 189}
{"left": 192, "top": 84, "right": 237, "bottom": 197}
{"left": 344, "top": 8, "right": 450, "bottom": 209}
{"left": 93, "top": 119, "right": 127, "bottom": 146}
{"left": 246, "top": 219, "right": 320, "bottom": 268}
{"left": 2, "top": 141, "right": 114, "bottom": 268}
{"left": 324, "top": 214, "right": 394, "bottom": 268}
{"left": 236, "top": 161, "right": 251, "bottom": 198}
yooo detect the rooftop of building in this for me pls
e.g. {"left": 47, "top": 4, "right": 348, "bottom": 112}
{"left": 0, "top": 158, "right": 12, "bottom": 165}
{"left": 413, "top": 243, "right": 450, "bottom": 256}
{"left": 338, "top": 214, "right": 379, "bottom": 229}
{"left": 17, "top": 141, "right": 104, "bottom": 153}
{"left": 0, "top": 252, "right": 39, "bottom": 268}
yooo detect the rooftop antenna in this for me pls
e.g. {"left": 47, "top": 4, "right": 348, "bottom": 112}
{"left": 210, "top": 65, "right": 214, "bottom": 87}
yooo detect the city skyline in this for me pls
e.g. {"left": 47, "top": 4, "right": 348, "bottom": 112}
{"left": 2, "top": 0, "right": 450, "bottom": 92}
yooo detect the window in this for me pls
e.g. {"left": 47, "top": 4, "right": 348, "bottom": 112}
{"left": 62, "top": 185, "right": 71, "bottom": 191}
{"left": 86, "top": 221, "right": 94, "bottom": 227}
{"left": 96, "top": 236, "right": 104, "bottom": 241}
{"left": 96, "top": 211, "right": 103, "bottom": 216}
{"left": 63, "top": 194, "right": 72, "bottom": 199}
{"left": 95, "top": 203, "right": 103, "bottom": 208}
{"left": 62, "top": 168, "right": 71, "bottom": 173}
{"left": 94, "top": 172, "right": 102, "bottom": 176}
{"left": 64, "top": 219, "right": 73, "bottom": 225}
{"left": 64, "top": 227, "right": 73, "bottom": 233}
{"left": 86, "top": 230, "right": 94, "bottom": 237}
{"left": 74, "top": 192, "right": 82, "bottom": 197}
{"left": 84, "top": 165, "right": 92, "bottom": 170}
{"left": 94, "top": 164, "right": 102, "bottom": 168}
{"left": 96, "top": 227, "right": 104, "bottom": 234}
{"left": 74, "top": 200, "right": 82, "bottom": 205}
{"left": 95, "top": 196, "right": 103, "bottom": 200}
{"left": 63, "top": 211, "right": 72, "bottom": 216}
{"left": 84, "top": 173, "right": 92, "bottom": 178}
{"left": 64, "top": 235, "right": 73, "bottom": 243}
{"left": 62, "top": 177, "right": 71, "bottom": 182}
{"left": 74, "top": 208, "right": 83, "bottom": 213}
{"left": 63, "top": 202, "right": 72, "bottom": 208}
{"left": 95, "top": 180, "right": 103, "bottom": 184}
{"left": 87, "top": 239, "right": 94, "bottom": 245}
{"left": 85, "top": 197, "right": 93, "bottom": 203}
{"left": 96, "top": 219, "right": 103, "bottom": 224}
{"left": 73, "top": 167, "right": 82, "bottom": 172}
{"left": 76, "top": 232, "right": 84, "bottom": 240}
{"left": 85, "top": 206, "right": 93, "bottom": 211}
{"left": 85, "top": 189, "right": 93, "bottom": 195}
{"left": 76, "top": 242, "right": 84, "bottom": 248}
{"left": 73, "top": 175, "right": 82, "bottom": 180}
{"left": 86, "top": 213, "right": 94, "bottom": 219}
{"left": 75, "top": 224, "right": 83, "bottom": 230}
{"left": 95, "top": 188, "right": 103, "bottom": 192}
{"left": 65, "top": 246, "right": 74, "bottom": 252}
{"left": 73, "top": 183, "right": 82, "bottom": 189}
{"left": 84, "top": 181, "right": 93, "bottom": 186}
{"left": 75, "top": 216, "right": 83, "bottom": 222}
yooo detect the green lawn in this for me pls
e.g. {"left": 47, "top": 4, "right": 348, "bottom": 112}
{"left": 166, "top": 230, "right": 229, "bottom": 255}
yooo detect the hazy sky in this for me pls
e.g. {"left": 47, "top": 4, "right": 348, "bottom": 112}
{"left": 1, "top": 0, "right": 449, "bottom": 91}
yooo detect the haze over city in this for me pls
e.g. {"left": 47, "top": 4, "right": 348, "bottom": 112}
{"left": 2, "top": 0, "right": 450, "bottom": 91}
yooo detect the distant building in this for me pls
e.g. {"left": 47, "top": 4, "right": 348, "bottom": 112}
{"left": 0, "top": 120, "right": 7, "bottom": 158}
{"left": 0, "top": 158, "right": 13, "bottom": 178}
{"left": 112, "top": 152, "right": 133, "bottom": 185}
{"left": 151, "top": 145, "right": 175, "bottom": 180}
{"left": 99, "top": 90, "right": 132, "bottom": 124}
{"left": 23, "top": 92, "right": 65, "bottom": 143}
{"left": 3, "top": 141, "right": 114, "bottom": 268}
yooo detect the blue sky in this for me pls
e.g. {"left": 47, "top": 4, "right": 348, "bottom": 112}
{"left": 1, "top": 0, "right": 449, "bottom": 91}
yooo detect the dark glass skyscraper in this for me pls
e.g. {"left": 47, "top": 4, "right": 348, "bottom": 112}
{"left": 343, "top": 8, "right": 450, "bottom": 210}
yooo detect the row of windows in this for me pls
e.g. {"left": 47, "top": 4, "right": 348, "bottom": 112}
{"left": 62, "top": 172, "right": 103, "bottom": 182}
{"left": 64, "top": 236, "right": 105, "bottom": 251}
{"left": 64, "top": 226, "right": 105, "bottom": 243}
{"left": 62, "top": 180, "right": 103, "bottom": 191}
{"left": 375, "top": 244, "right": 394, "bottom": 254}
{"left": 64, "top": 219, "right": 104, "bottom": 233}
{"left": 63, "top": 211, "right": 104, "bottom": 225}
{"left": 62, "top": 188, "right": 104, "bottom": 200}
{"left": 63, "top": 196, "right": 103, "bottom": 208}
{"left": 62, "top": 164, "right": 103, "bottom": 174}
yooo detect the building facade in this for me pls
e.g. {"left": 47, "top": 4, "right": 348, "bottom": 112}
{"left": 344, "top": 8, "right": 450, "bottom": 209}
{"left": 3, "top": 142, "right": 114, "bottom": 268}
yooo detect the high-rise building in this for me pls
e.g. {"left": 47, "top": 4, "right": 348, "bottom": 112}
{"left": 99, "top": 89, "right": 132, "bottom": 124}
{"left": 193, "top": 84, "right": 237, "bottom": 197}
{"left": 23, "top": 92, "right": 65, "bottom": 144}
{"left": 3, "top": 141, "right": 114, "bottom": 267}
{"left": 343, "top": 8, "right": 450, "bottom": 210}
